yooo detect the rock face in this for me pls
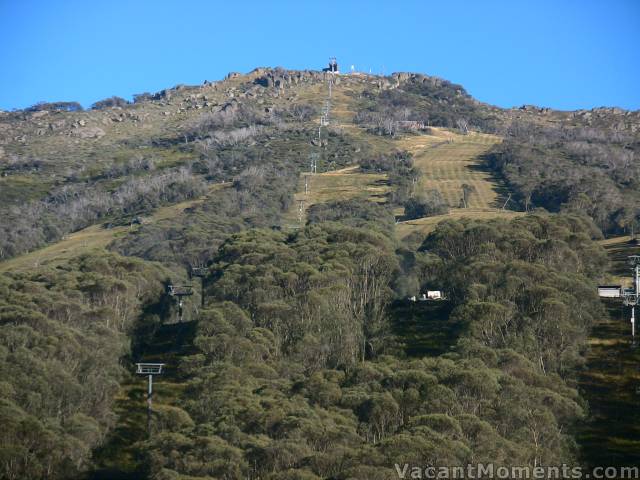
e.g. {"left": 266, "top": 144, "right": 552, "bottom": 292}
{"left": 253, "top": 68, "right": 326, "bottom": 91}
{"left": 73, "top": 126, "right": 106, "bottom": 139}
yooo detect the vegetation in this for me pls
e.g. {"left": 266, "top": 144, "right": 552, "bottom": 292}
{"left": 26, "top": 101, "right": 84, "bottom": 112}
{"left": 0, "top": 67, "right": 638, "bottom": 478}
{"left": 576, "top": 237, "right": 640, "bottom": 467}
{"left": 306, "top": 199, "right": 396, "bottom": 234}
{"left": 91, "top": 96, "right": 130, "bottom": 110}
{"left": 120, "top": 213, "right": 608, "bottom": 479}
{"left": 0, "top": 252, "right": 170, "bottom": 479}
{"left": 359, "top": 150, "right": 420, "bottom": 205}
{"left": 483, "top": 120, "right": 640, "bottom": 234}
{"left": 404, "top": 190, "right": 448, "bottom": 220}
{"left": 353, "top": 74, "right": 503, "bottom": 134}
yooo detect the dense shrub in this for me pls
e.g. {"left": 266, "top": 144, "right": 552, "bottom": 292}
{"left": 360, "top": 150, "right": 420, "bottom": 205}
{"left": 91, "top": 96, "right": 130, "bottom": 110}
{"left": 26, "top": 101, "right": 83, "bottom": 112}
{"left": 404, "top": 190, "right": 449, "bottom": 219}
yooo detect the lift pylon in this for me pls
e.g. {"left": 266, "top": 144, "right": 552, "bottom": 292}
{"left": 136, "top": 362, "right": 165, "bottom": 434}
{"left": 600, "top": 255, "right": 640, "bottom": 342}
{"left": 167, "top": 284, "right": 194, "bottom": 322}
{"left": 190, "top": 266, "right": 208, "bottom": 308}
{"left": 622, "top": 256, "right": 640, "bottom": 341}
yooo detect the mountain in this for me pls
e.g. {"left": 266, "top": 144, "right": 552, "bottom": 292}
{"left": 0, "top": 67, "right": 639, "bottom": 479}
{"left": 1, "top": 67, "right": 638, "bottom": 261}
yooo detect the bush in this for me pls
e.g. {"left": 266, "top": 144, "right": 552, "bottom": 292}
{"left": 404, "top": 190, "right": 448, "bottom": 219}
{"left": 91, "top": 96, "right": 130, "bottom": 110}
{"left": 27, "top": 101, "right": 83, "bottom": 112}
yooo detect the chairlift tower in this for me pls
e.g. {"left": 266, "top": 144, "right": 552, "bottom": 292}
{"left": 598, "top": 255, "right": 640, "bottom": 341}
{"left": 310, "top": 153, "right": 318, "bottom": 174}
{"left": 318, "top": 115, "right": 326, "bottom": 144}
{"left": 136, "top": 362, "right": 165, "bottom": 434}
{"left": 190, "top": 266, "right": 208, "bottom": 308}
{"left": 298, "top": 200, "right": 305, "bottom": 223}
{"left": 167, "top": 284, "right": 194, "bottom": 322}
{"left": 622, "top": 256, "right": 640, "bottom": 339}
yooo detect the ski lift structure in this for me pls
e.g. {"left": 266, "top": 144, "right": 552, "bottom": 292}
{"left": 189, "top": 266, "right": 208, "bottom": 308}
{"left": 598, "top": 255, "right": 640, "bottom": 341}
{"left": 136, "top": 362, "right": 165, "bottom": 434}
{"left": 167, "top": 284, "right": 193, "bottom": 322}
{"left": 408, "top": 290, "right": 447, "bottom": 302}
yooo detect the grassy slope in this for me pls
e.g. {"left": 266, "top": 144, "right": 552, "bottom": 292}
{"left": 395, "top": 129, "right": 523, "bottom": 239}
{"left": 0, "top": 183, "right": 230, "bottom": 273}
{"left": 283, "top": 167, "right": 390, "bottom": 227}
{"left": 283, "top": 75, "right": 522, "bottom": 236}
{"left": 577, "top": 236, "right": 640, "bottom": 467}
{"left": 282, "top": 77, "right": 394, "bottom": 226}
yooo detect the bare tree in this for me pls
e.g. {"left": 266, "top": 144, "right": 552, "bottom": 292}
{"left": 456, "top": 118, "right": 469, "bottom": 135}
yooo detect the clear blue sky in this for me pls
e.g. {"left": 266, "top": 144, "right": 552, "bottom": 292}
{"left": 1, "top": 0, "right": 638, "bottom": 111}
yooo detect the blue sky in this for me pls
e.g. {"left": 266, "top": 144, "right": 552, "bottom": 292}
{"left": 0, "top": 0, "right": 638, "bottom": 111}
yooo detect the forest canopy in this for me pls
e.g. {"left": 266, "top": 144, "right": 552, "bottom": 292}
{"left": 126, "top": 213, "right": 608, "bottom": 479}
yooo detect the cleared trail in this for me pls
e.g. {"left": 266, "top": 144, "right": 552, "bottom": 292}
{"left": 577, "top": 237, "right": 640, "bottom": 467}
{"left": 285, "top": 78, "right": 522, "bottom": 234}
{"left": 395, "top": 129, "right": 523, "bottom": 239}
{"left": 88, "top": 320, "right": 198, "bottom": 479}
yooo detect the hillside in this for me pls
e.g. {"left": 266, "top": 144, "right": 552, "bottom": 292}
{"left": 1, "top": 67, "right": 638, "bottom": 262}
{"left": 0, "top": 67, "right": 639, "bottom": 479}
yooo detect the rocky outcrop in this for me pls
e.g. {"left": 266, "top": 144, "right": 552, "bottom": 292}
{"left": 72, "top": 126, "right": 106, "bottom": 139}
{"left": 253, "top": 69, "right": 326, "bottom": 91}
